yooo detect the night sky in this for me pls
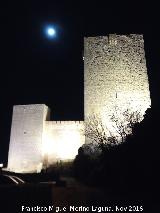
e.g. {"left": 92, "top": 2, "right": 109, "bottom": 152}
{"left": 0, "top": 1, "right": 159, "bottom": 164}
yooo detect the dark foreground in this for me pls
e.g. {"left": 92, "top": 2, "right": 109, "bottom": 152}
{"left": 0, "top": 176, "right": 159, "bottom": 213}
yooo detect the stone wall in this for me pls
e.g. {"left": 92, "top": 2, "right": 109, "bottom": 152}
{"left": 7, "top": 105, "right": 84, "bottom": 172}
{"left": 42, "top": 121, "right": 85, "bottom": 166}
{"left": 84, "top": 34, "right": 151, "bottom": 130}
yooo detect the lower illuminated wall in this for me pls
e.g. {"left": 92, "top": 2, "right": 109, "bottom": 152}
{"left": 42, "top": 121, "right": 85, "bottom": 166}
{"left": 7, "top": 104, "right": 85, "bottom": 173}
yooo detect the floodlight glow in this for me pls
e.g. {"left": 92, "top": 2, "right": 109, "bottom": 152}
{"left": 56, "top": 130, "right": 82, "bottom": 160}
{"left": 42, "top": 130, "right": 82, "bottom": 160}
{"left": 42, "top": 123, "right": 85, "bottom": 163}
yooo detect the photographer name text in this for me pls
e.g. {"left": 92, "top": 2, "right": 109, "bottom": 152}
{"left": 21, "top": 205, "right": 144, "bottom": 212}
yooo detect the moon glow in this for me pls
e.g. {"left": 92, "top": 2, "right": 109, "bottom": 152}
{"left": 47, "top": 28, "right": 56, "bottom": 36}
{"left": 45, "top": 26, "right": 56, "bottom": 39}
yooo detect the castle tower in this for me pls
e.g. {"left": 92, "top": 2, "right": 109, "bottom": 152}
{"left": 7, "top": 104, "right": 50, "bottom": 173}
{"left": 84, "top": 34, "right": 151, "bottom": 134}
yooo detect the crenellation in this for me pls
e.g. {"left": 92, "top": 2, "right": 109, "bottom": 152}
{"left": 45, "top": 121, "right": 84, "bottom": 124}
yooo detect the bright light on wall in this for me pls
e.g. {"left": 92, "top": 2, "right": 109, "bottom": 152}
{"left": 56, "top": 130, "right": 82, "bottom": 160}
{"left": 42, "top": 122, "right": 85, "bottom": 163}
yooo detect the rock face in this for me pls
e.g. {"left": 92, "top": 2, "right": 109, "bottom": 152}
{"left": 84, "top": 34, "right": 151, "bottom": 127}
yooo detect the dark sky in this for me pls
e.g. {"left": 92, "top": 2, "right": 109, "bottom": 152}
{"left": 0, "top": 1, "right": 159, "bottom": 164}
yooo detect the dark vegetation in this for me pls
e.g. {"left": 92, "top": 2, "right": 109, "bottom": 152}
{"left": 73, "top": 107, "right": 160, "bottom": 200}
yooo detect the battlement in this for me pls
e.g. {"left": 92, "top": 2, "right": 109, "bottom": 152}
{"left": 45, "top": 120, "right": 84, "bottom": 126}
{"left": 84, "top": 34, "right": 144, "bottom": 46}
{"left": 46, "top": 120, "right": 84, "bottom": 123}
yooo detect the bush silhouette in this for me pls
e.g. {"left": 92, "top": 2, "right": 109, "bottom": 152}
{"left": 73, "top": 107, "right": 160, "bottom": 197}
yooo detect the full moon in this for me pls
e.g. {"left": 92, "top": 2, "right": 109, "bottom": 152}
{"left": 47, "top": 28, "right": 56, "bottom": 36}
{"left": 45, "top": 26, "right": 56, "bottom": 38}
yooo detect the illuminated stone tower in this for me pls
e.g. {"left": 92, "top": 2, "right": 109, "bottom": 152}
{"left": 7, "top": 104, "right": 50, "bottom": 173}
{"left": 84, "top": 34, "right": 151, "bottom": 131}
